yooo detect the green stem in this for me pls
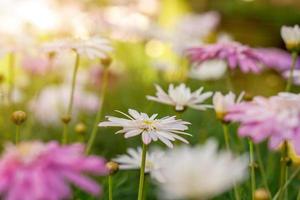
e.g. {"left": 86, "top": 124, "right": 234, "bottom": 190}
{"left": 15, "top": 125, "right": 20, "bottom": 144}
{"left": 62, "top": 123, "right": 68, "bottom": 144}
{"left": 174, "top": 111, "right": 184, "bottom": 145}
{"left": 285, "top": 167, "right": 288, "bottom": 200}
{"left": 222, "top": 123, "right": 230, "bottom": 150}
{"left": 285, "top": 52, "right": 298, "bottom": 92}
{"left": 0, "top": 85, "right": 4, "bottom": 102}
{"left": 222, "top": 123, "right": 240, "bottom": 200}
{"left": 8, "top": 52, "right": 15, "bottom": 104}
{"left": 178, "top": 57, "right": 188, "bottom": 82}
{"left": 233, "top": 184, "right": 240, "bottom": 200}
{"left": 278, "top": 141, "right": 288, "bottom": 200}
{"left": 226, "top": 70, "right": 234, "bottom": 92}
{"left": 273, "top": 167, "right": 300, "bottom": 200}
{"left": 255, "top": 144, "right": 271, "bottom": 195}
{"left": 137, "top": 143, "right": 147, "bottom": 200}
{"left": 61, "top": 53, "right": 80, "bottom": 144}
{"left": 108, "top": 175, "right": 113, "bottom": 200}
{"left": 67, "top": 52, "right": 80, "bottom": 115}
{"left": 297, "top": 189, "right": 300, "bottom": 200}
{"left": 249, "top": 140, "right": 256, "bottom": 200}
{"left": 85, "top": 66, "right": 109, "bottom": 154}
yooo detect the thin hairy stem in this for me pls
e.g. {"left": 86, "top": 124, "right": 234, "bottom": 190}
{"left": 285, "top": 52, "right": 298, "bottom": 92}
{"left": 137, "top": 143, "right": 147, "bottom": 200}
{"left": 85, "top": 65, "right": 109, "bottom": 154}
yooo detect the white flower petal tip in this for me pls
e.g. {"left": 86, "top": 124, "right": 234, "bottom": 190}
{"left": 188, "top": 59, "right": 227, "bottom": 81}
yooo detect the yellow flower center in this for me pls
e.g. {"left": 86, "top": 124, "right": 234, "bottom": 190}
{"left": 142, "top": 120, "right": 156, "bottom": 131}
{"left": 143, "top": 120, "right": 154, "bottom": 125}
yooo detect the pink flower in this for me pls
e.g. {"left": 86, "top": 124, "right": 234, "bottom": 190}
{"left": 89, "top": 65, "right": 104, "bottom": 87}
{"left": 226, "top": 93, "right": 300, "bottom": 154}
{"left": 0, "top": 141, "right": 108, "bottom": 200}
{"left": 255, "top": 48, "right": 300, "bottom": 72}
{"left": 21, "top": 56, "right": 51, "bottom": 76}
{"left": 88, "top": 65, "right": 118, "bottom": 88}
{"left": 187, "top": 42, "right": 264, "bottom": 73}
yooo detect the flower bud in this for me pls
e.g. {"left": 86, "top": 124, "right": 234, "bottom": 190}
{"left": 249, "top": 161, "right": 259, "bottom": 169}
{"left": 254, "top": 188, "right": 270, "bottom": 200}
{"left": 287, "top": 142, "right": 300, "bottom": 165}
{"left": 281, "top": 25, "right": 300, "bottom": 53}
{"left": 106, "top": 161, "right": 119, "bottom": 175}
{"left": 75, "top": 122, "right": 87, "bottom": 134}
{"left": 243, "top": 92, "right": 254, "bottom": 101}
{"left": 174, "top": 106, "right": 187, "bottom": 113}
{"left": 216, "top": 111, "right": 226, "bottom": 122}
{"left": 61, "top": 115, "right": 71, "bottom": 124}
{"left": 11, "top": 111, "right": 27, "bottom": 125}
{"left": 101, "top": 56, "right": 112, "bottom": 67}
{"left": 48, "top": 52, "right": 56, "bottom": 60}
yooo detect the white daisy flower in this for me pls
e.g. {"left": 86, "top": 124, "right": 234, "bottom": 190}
{"left": 42, "top": 36, "right": 113, "bottom": 59}
{"left": 29, "top": 85, "right": 99, "bottom": 126}
{"left": 213, "top": 91, "right": 244, "bottom": 121}
{"left": 0, "top": 32, "right": 36, "bottom": 56}
{"left": 42, "top": 39, "right": 70, "bottom": 55}
{"left": 113, "top": 147, "right": 165, "bottom": 182}
{"left": 188, "top": 59, "right": 227, "bottom": 81}
{"left": 157, "top": 139, "right": 248, "bottom": 200}
{"left": 99, "top": 109, "right": 191, "bottom": 148}
{"left": 146, "top": 83, "right": 213, "bottom": 111}
{"left": 277, "top": 92, "right": 300, "bottom": 100}
{"left": 170, "top": 11, "right": 220, "bottom": 55}
{"left": 102, "top": 6, "right": 152, "bottom": 42}
{"left": 72, "top": 37, "right": 113, "bottom": 59}
{"left": 281, "top": 25, "right": 300, "bottom": 51}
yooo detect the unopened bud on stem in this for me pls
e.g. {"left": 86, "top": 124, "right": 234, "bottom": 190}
{"left": 11, "top": 111, "right": 27, "bottom": 125}
{"left": 101, "top": 56, "right": 112, "bottom": 67}
{"left": 75, "top": 122, "right": 87, "bottom": 134}
{"left": 106, "top": 161, "right": 119, "bottom": 175}
{"left": 254, "top": 188, "right": 270, "bottom": 200}
{"left": 61, "top": 115, "right": 71, "bottom": 124}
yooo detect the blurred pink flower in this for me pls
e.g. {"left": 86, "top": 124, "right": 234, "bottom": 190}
{"left": 21, "top": 56, "right": 50, "bottom": 76}
{"left": 255, "top": 48, "right": 300, "bottom": 72}
{"left": 89, "top": 66, "right": 104, "bottom": 87}
{"left": 0, "top": 141, "right": 107, "bottom": 200}
{"left": 88, "top": 65, "right": 118, "bottom": 88}
{"left": 187, "top": 42, "right": 264, "bottom": 73}
{"left": 226, "top": 93, "right": 300, "bottom": 154}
